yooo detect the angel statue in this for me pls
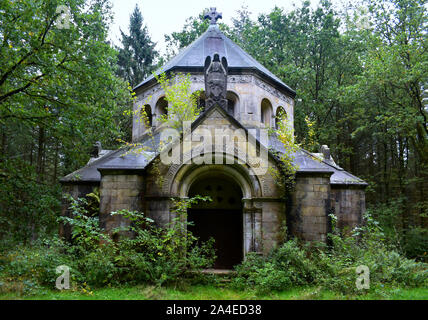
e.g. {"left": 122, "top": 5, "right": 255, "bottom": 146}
{"left": 204, "top": 53, "right": 228, "bottom": 110}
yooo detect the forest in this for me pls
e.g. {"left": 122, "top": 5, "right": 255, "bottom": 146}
{"left": 0, "top": 0, "right": 426, "bottom": 299}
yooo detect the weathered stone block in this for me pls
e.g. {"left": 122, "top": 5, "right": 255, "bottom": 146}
{"left": 301, "top": 206, "right": 323, "bottom": 216}
{"left": 313, "top": 185, "right": 328, "bottom": 193}
{"left": 295, "top": 183, "right": 314, "bottom": 192}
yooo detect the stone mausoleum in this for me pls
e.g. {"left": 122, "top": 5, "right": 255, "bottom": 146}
{"left": 61, "top": 9, "right": 367, "bottom": 269}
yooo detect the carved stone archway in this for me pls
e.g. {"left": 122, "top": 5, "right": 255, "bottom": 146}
{"left": 170, "top": 162, "right": 263, "bottom": 258}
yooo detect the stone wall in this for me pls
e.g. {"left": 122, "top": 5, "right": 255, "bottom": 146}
{"left": 99, "top": 173, "right": 144, "bottom": 237}
{"left": 331, "top": 186, "right": 365, "bottom": 232}
{"left": 288, "top": 173, "right": 332, "bottom": 242}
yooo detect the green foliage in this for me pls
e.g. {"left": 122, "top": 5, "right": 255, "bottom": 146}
{"left": 232, "top": 214, "right": 427, "bottom": 295}
{"left": 269, "top": 114, "right": 300, "bottom": 193}
{"left": 58, "top": 195, "right": 110, "bottom": 249}
{"left": 233, "top": 240, "right": 316, "bottom": 294}
{"left": 0, "top": 0, "right": 132, "bottom": 247}
{"left": 403, "top": 228, "right": 428, "bottom": 261}
{"left": 0, "top": 0, "right": 132, "bottom": 150}
{"left": 0, "top": 237, "right": 77, "bottom": 288}
{"left": 1, "top": 194, "right": 215, "bottom": 290}
{"left": 154, "top": 73, "right": 202, "bottom": 131}
{"left": 110, "top": 195, "right": 215, "bottom": 286}
{"left": 0, "top": 159, "right": 60, "bottom": 243}
{"left": 366, "top": 200, "right": 428, "bottom": 262}
{"left": 317, "top": 213, "right": 428, "bottom": 294}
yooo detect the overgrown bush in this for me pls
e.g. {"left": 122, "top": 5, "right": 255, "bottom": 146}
{"left": 0, "top": 237, "right": 80, "bottom": 295}
{"left": 232, "top": 214, "right": 427, "bottom": 295}
{"left": 1, "top": 193, "right": 426, "bottom": 296}
{"left": 0, "top": 194, "right": 215, "bottom": 292}
{"left": 107, "top": 197, "right": 215, "bottom": 286}
{"left": 233, "top": 240, "right": 317, "bottom": 294}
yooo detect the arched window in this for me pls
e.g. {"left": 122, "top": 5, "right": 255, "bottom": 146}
{"left": 142, "top": 105, "right": 152, "bottom": 128}
{"left": 261, "top": 98, "right": 273, "bottom": 127}
{"left": 275, "top": 106, "right": 287, "bottom": 129}
{"left": 155, "top": 97, "right": 168, "bottom": 125}
{"left": 226, "top": 91, "right": 239, "bottom": 117}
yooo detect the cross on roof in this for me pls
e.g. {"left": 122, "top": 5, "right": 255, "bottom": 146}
{"left": 204, "top": 7, "right": 222, "bottom": 25}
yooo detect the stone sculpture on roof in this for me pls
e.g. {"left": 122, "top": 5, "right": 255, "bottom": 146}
{"left": 204, "top": 53, "right": 228, "bottom": 110}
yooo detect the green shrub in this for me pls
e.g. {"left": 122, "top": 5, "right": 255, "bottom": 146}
{"left": 231, "top": 213, "right": 427, "bottom": 295}
{"left": 2, "top": 195, "right": 426, "bottom": 296}
{"left": 315, "top": 213, "right": 428, "bottom": 294}
{"left": 366, "top": 200, "right": 428, "bottom": 262}
{"left": 0, "top": 195, "right": 216, "bottom": 291}
{"left": 232, "top": 239, "right": 317, "bottom": 293}
{"left": 110, "top": 196, "right": 215, "bottom": 286}
{"left": 0, "top": 237, "right": 78, "bottom": 288}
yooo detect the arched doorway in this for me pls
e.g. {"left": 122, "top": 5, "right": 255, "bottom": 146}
{"left": 188, "top": 174, "right": 243, "bottom": 269}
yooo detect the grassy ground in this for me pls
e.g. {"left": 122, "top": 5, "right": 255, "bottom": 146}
{"left": 0, "top": 284, "right": 427, "bottom": 300}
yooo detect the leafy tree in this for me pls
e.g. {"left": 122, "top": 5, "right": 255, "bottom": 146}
{"left": 164, "top": 10, "right": 209, "bottom": 58}
{"left": 341, "top": 0, "right": 428, "bottom": 234}
{"left": 0, "top": 0, "right": 132, "bottom": 242}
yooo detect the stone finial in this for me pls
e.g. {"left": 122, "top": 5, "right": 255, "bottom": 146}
{"left": 90, "top": 141, "right": 102, "bottom": 158}
{"left": 204, "top": 7, "right": 222, "bottom": 25}
{"left": 204, "top": 53, "right": 228, "bottom": 110}
{"left": 320, "top": 145, "right": 331, "bottom": 160}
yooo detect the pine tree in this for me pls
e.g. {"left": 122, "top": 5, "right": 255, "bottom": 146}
{"left": 117, "top": 5, "right": 158, "bottom": 87}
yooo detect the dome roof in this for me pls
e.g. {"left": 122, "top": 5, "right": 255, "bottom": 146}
{"left": 134, "top": 25, "right": 296, "bottom": 98}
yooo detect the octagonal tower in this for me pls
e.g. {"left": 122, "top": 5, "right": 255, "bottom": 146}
{"left": 131, "top": 19, "right": 296, "bottom": 142}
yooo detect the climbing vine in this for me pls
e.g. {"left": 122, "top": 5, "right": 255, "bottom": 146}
{"left": 269, "top": 114, "right": 300, "bottom": 194}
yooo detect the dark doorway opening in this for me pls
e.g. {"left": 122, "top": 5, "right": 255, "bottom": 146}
{"left": 188, "top": 175, "right": 243, "bottom": 269}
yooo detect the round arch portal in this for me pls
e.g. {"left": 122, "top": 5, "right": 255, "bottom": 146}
{"left": 167, "top": 159, "right": 266, "bottom": 266}
{"left": 187, "top": 172, "right": 244, "bottom": 269}
{"left": 174, "top": 163, "right": 258, "bottom": 199}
